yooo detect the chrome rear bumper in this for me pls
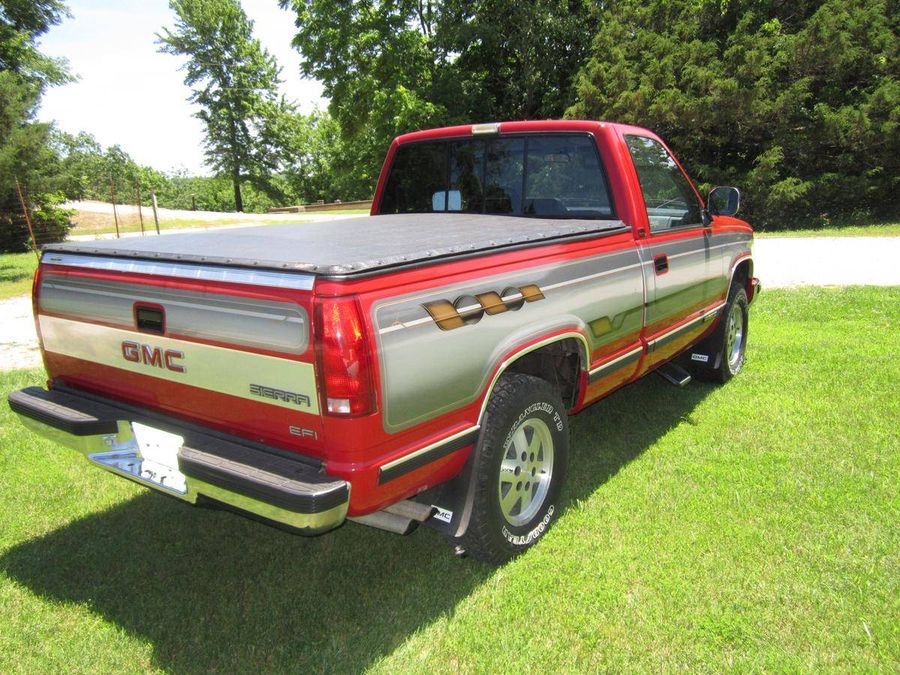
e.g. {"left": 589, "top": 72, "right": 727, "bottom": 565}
{"left": 8, "top": 387, "right": 349, "bottom": 535}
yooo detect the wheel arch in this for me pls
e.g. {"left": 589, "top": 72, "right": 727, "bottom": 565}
{"left": 729, "top": 255, "right": 754, "bottom": 300}
{"left": 476, "top": 331, "right": 589, "bottom": 428}
{"left": 435, "top": 334, "right": 584, "bottom": 544}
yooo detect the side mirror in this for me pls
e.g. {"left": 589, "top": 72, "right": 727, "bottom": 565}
{"left": 708, "top": 186, "right": 740, "bottom": 217}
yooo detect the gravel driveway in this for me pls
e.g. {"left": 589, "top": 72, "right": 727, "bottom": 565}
{"left": 2, "top": 236, "right": 898, "bottom": 371}
{"left": 753, "top": 236, "right": 900, "bottom": 287}
{"left": 1, "top": 296, "right": 41, "bottom": 370}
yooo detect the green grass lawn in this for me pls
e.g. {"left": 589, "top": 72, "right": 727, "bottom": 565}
{"left": 0, "top": 252, "right": 37, "bottom": 301}
{"left": 757, "top": 221, "right": 900, "bottom": 238}
{"left": 0, "top": 287, "right": 897, "bottom": 672}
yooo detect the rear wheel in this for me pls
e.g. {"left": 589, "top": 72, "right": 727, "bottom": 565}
{"left": 459, "top": 373, "right": 568, "bottom": 564}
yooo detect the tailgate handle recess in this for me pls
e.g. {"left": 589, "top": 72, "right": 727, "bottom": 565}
{"left": 135, "top": 304, "right": 165, "bottom": 334}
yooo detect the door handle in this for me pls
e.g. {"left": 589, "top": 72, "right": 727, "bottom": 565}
{"left": 654, "top": 254, "right": 669, "bottom": 275}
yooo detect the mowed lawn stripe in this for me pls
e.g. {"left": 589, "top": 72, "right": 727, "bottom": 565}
{"left": 0, "top": 287, "right": 897, "bottom": 672}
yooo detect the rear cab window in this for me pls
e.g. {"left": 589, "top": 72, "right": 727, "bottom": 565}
{"left": 624, "top": 135, "right": 703, "bottom": 233}
{"left": 378, "top": 134, "right": 615, "bottom": 220}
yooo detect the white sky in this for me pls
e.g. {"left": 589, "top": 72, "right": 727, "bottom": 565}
{"left": 36, "top": 0, "right": 326, "bottom": 175}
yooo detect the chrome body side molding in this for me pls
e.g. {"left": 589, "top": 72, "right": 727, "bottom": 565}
{"left": 378, "top": 426, "right": 481, "bottom": 484}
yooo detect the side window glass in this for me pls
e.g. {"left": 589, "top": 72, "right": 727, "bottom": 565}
{"left": 625, "top": 135, "right": 702, "bottom": 232}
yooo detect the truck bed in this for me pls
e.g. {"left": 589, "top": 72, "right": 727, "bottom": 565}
{"left": 44, "top": 213, "right": 627, "bottom": 277}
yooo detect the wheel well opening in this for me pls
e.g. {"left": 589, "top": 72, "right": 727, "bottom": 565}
{"left": 504, "top": 338, "right": 583, "bottom": 409}
{"left": 733, "top": 259, "right": 753, "bottom": 296}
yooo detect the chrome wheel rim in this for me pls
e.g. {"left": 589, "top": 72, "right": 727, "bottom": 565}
{"left": 498, "top": 417, "right": 554, "bottom": 527}
{"left": 726, "top": 303, "right": 745, "bottom": 372}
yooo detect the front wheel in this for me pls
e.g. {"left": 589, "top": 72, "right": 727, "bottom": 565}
{"left": 695, "top": 286, "right": 749, "bottom": 383}
{"left": 458, "top": 373, "right": 569, "bottom": 564}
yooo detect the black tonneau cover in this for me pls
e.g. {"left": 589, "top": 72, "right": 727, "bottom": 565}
{"left": 44, "top": 213, "right": 627, "bottom": 277}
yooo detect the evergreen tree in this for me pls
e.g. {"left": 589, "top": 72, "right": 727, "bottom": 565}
{"left": 567, "top": 0, "right": 899, "bottom": 228}
{"left": 279, "top": 0, "right": 596, "bottom": 198}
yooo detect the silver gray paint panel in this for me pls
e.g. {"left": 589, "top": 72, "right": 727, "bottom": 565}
{"left": 39, "top": 275, "right": 309, "bottom": 355}
{"left": 640, "top": 231, "right": 751, "bottom": 329}
{"left": 374, "top": 248, "right": 644, "bottom": 432}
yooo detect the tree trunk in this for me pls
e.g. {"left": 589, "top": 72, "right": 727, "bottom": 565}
{"left": 232, "top": 171, "right": 243, "bottom": 212}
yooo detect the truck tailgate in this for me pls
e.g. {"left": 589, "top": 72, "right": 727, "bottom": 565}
{"left": 36, "top": 253, "right": 323, "bottom": 455}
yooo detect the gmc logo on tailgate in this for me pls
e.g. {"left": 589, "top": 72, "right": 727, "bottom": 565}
{"left": 121, "top": 341, "right": 186, "bottom": 373}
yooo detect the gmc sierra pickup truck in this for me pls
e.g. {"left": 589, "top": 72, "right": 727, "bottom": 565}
{"left": 9, "top": 120, "right": 759, "bottom": 563}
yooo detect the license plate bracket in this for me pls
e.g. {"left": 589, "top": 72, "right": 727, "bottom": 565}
{"left": 88, "top": 422, "right": 188, "bottom": 495}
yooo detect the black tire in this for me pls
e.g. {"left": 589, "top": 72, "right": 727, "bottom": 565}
{"left": 459, "top": 373, "right": 569, "bottom": 564}
{"left": 693, "top": 285, "right": 749, "bottom": 384}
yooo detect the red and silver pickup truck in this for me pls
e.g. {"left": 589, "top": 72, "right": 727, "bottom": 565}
{"left": 9, "top": 120, "right": 759, "bottom": 562}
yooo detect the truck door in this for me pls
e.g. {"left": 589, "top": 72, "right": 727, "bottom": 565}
{"left": 622, "top": 134, "right": 719, "bottom": 369}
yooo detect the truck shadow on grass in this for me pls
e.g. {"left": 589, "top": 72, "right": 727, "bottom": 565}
{"left": 1, "top": 375, "right": 713, "bottom": 672}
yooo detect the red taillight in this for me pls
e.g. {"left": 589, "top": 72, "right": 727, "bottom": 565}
{"left": 31, "top": 264, "right": 43, "bottom": 340}
{"left": 31, "top": 264, "right": 41, "bottom": 317}
{"left": 315, "top": 297, "right": 376, "bottom": 416}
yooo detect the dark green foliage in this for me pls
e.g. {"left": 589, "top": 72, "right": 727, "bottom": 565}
{"left": 0, "top": 0, "right": 69, "bottom": 83}
{"left": 0, "top": 0, "right": 73, "bottom": 252}
{"left": 0, "top": 190, "right": 71, "bottom": 252}
{"left": 280, "top": 110, "right": 361, "bottom": 203}
{"left": 279, "top": 0, "right": 596, "bottom": 199}
{"left": 158, "top": 0, "right": 293, "bottom": 211}
{"left": 436, "top": 0, "right": 596, "bottom": 121}
{"left": 567, "top": 0, "right": 899, "bottom": 229}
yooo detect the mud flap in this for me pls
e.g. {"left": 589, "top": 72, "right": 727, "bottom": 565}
{"left": 686, "top": 323, "right": 725, "bottom": 373}
{"left": 416, "top": 443, "right": 481, "bottom": 541}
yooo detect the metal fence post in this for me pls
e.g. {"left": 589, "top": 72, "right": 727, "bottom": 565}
{"left": 150, "top": 190, "right": 161, "bottom": 234}
{"left": 136, "top": 184, "right": 145, "bottom": 235}
{"left": 14, "top": 178, "right": 40, "bottom": 262}
{"left": 109, "top": 178, "right": 120, "bottom": 238}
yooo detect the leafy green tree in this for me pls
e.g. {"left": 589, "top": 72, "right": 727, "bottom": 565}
{"left": 48, "top": 130, "right": 170, "bottom": 206}
{"left": 158, "top": 0, "right": 293, "bottom": 211}
{"left": 568, "top": 0, "right": 899, "bottom": 228}
{"left": 436, "top": 0, "right": 596, "bottom": 121}
{"left": 279, "top": 0, "right": 444, "bottom": 198}
{"left": 279, "top": 0, "right": 595, "bottom": 198}
{"left": 0, "top": 0, "right": 69, "bottom": 82}
{"left": 0, "top": 0, "right": 73, "bottom": 252}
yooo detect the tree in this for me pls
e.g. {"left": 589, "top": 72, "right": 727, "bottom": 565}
{"left": 567, "top": 0, "right": 900, "bottom": 229}
{"left": 0, "top": 0, "right": 73, "bottom": 252}
{"left": 436, "top": 0, "right": 597, "bottom": 121}
{"left": 279, "top": 0, "right": 445, "bottom": 198}
{"left": 279, "top": 0, "right": 596, "bottom": 198}
{"left": 158, "top": 0, "right": 292, "bottom": 212}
